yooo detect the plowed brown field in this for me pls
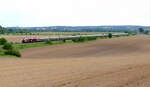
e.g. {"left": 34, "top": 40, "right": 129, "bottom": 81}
{"left": 1, "top": 35, "right": 150, "bottom": 87}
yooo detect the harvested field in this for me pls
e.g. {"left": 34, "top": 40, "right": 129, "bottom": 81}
{"left": 1, "top": 35, "right": 150, "bottom": 87}
{"left": 0, "top": 35, "right": 25, "bottom": 43}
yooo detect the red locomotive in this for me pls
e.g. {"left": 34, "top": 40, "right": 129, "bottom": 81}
{"left": 22, "top": 37, "right": 39, "bottom": 43}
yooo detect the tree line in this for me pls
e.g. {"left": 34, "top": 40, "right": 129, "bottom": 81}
{"left": 1, "top": 25, "right": 149, "bottom": 35}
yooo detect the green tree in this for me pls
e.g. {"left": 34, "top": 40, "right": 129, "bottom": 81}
{"left": 63, "top": 39, "right": 66, "bottom": 43}
{"left": 3, "top": 43, "right": 14, "bottom": 50}
{"left": 108, "top": 33, "right": 112, "bottom": 38}
{"left": 0, "top": 38, "right": 7, "bottom": 45}
{"left": 0, "top": 26, "right": 5, "bottom": 34}
{"left": 139, "top": 28, "right": 144, "bottom": 33}
{"left": 144, "top": 30, "right": 149, "bottom": 34}
{"left": 5, "top": 49, "right": 21, "bottom": 57}
{"left": 45, "top": 41, "right": 52, "bottom": 44}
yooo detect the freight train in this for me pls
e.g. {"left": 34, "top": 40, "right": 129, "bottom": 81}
{"left": 22, "top": 33, "right": 128, "bottom": 43}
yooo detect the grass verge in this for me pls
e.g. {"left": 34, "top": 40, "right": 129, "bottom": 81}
{"left": 15, "top": 40, "right": 74, "bottom": 50}
{"left": 0, "top": 55, "right": 17, "bottom": 58}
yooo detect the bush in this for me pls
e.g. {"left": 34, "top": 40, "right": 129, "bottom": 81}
{"left": 5, "top": 49, "right": 21, "bottom": 57}
{"left": 78, "top": 37, "right": 85, "bottom": 42}
{"left": 45, "top": 40, "right": 52, "bottom": 44}
{"left": 72, "top": 38, "right": 79, "bottom": 42}
{"left": 72, "top": 37, "right": 97, "bottom": 43}
{"left": 144, "top": 30, "right": 149, "bottom": 34}
{"left": 0, "top": 38, "right": 7, "bottom": 45}
{"left": 63, "top": 39, "right": 66, "bottom": 43}
{"left": 3, "top": 43, "right": 14, "bottom": 50}
{"left": 108, "top": 33, "right": 112, "bottom": 38}
{"left": 88, "top": 37, "right": 97, "bottom": 40}
{"left": 84, "top": 37, "right": 89, "bottom": 41}
{"left": 139, "top": 28, "right": 144, "bottom": 33}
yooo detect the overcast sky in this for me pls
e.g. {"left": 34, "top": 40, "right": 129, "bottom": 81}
{"left": 0, "top": 0, "right": 150, "bottom": 27}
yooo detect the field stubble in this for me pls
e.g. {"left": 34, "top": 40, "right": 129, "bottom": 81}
{"left": 1, "top": 35, "right": 150, "bottom": 87}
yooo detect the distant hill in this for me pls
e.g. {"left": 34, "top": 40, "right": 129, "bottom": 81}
{"left": 7, "top": 25, "right": 150, "bottom": 32}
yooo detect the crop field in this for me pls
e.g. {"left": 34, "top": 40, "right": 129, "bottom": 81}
{"left": 1, "top": 35, "right": 150, "bottom": 87}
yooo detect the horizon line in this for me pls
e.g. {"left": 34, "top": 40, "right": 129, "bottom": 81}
{"left": 5, "top": 25, "right": 150, "bottom": 27}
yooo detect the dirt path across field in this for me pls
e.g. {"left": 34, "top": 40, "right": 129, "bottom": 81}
{"left": 1, "top": 35, "right": 150, "bottom": 87}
